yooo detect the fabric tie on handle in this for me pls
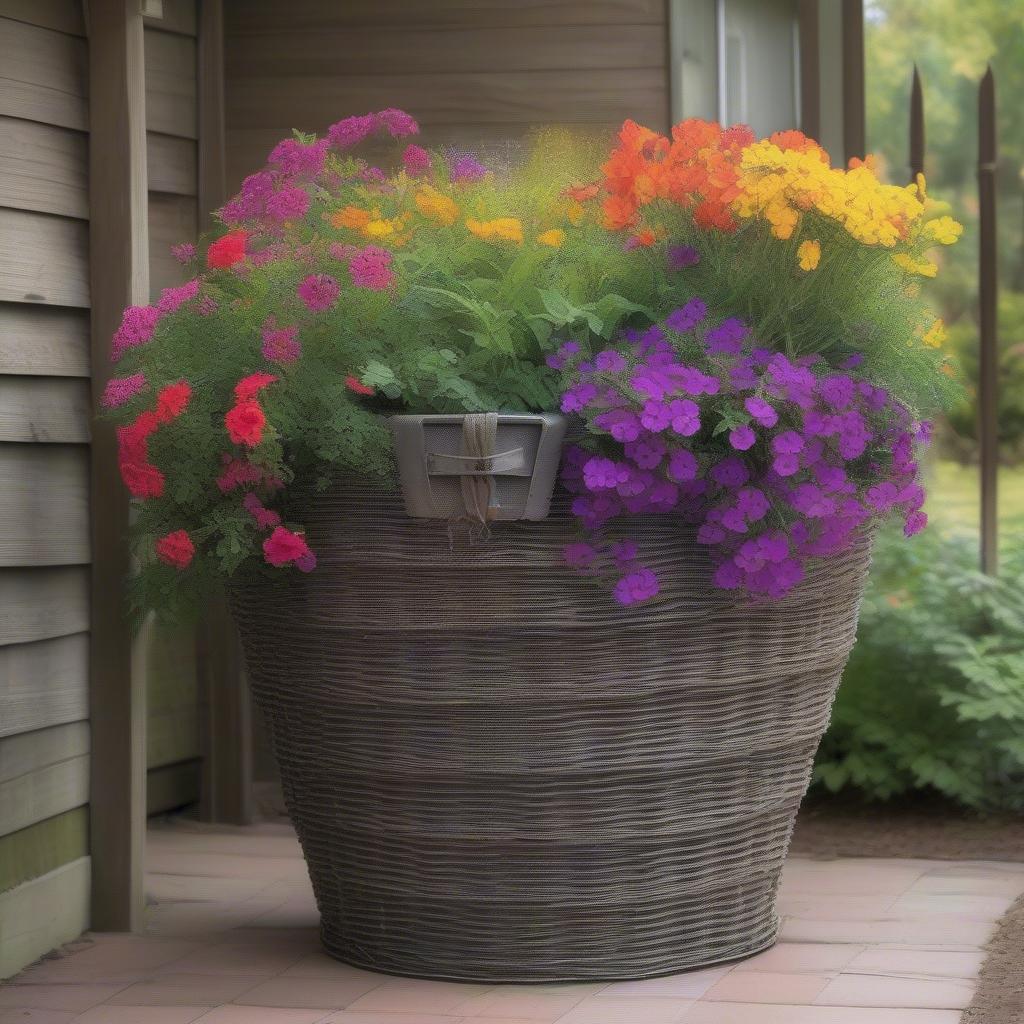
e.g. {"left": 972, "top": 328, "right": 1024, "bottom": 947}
{"left": 459, "top": 412, "right": 499, "bottom": 524}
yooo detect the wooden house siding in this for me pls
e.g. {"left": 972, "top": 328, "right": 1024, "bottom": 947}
{"left": 143, "top": 2, "right": 203, "bottom": 813}
{"left": 223, "top": 0, "right": 670, "bottom": 192}
{"left": 0, "top": 0, "right": 92, "bottom": 977}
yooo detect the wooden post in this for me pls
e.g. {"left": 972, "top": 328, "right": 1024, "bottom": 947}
{"left": 196, "top": 0, "right": 254, "bottom": 825}
{"left": 978, "top": 66, "right": 998, "bottom": 575}
{"left": 840, "top": 0, "right": 865, "bottom": 163}
{"left": 909, "top": 65, "right": 925, "bottom": 183}
{"left": 797, "top": 0, "right": 820, "bottom": 141}
{"left": 87, "top": 0, "right": 149, "bottom": 931}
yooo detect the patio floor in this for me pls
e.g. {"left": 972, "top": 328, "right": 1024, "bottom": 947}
{"left": 3, "top": 819, "right": 1023, "bottom": 1024}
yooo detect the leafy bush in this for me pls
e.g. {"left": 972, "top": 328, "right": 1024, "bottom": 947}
{"left": 815, "top": 526, "right": 1024, "bottom": 810}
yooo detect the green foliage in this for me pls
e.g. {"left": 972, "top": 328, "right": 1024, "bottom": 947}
{"left": 815, "top": 526, "right": 1024, "bottom": 810}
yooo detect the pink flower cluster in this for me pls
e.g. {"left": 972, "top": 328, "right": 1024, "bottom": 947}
{"left": 556, "top": 302, "right": 930, "bottom": 604}
{"left": 348, "top": 246, "right": 394, "bottom": 290}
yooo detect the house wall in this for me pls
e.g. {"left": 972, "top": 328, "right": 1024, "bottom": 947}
{"left": 223, "top": 0, "right": 670, "bottom": 193}
{"left": 141, "top": 0, "right": 203, "bottom": 817}
{"left": 0, "top": 0, "right": 93, "bottom": 977}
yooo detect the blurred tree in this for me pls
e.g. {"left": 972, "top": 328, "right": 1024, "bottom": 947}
{"left": 864, "top": 0, "right": 1024, "bottom": 460}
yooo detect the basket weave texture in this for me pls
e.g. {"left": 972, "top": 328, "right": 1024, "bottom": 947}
{"left": 230, "top": 479, "right": 872, "bottom": 982}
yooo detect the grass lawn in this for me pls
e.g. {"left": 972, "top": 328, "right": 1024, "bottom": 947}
{"left": 924, "top": 459, "right": 1024, "bottom": 544}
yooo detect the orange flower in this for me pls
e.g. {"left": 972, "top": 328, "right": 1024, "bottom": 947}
{"left": 563, "top": 182, "right": 601, "bottom": 203}
{"left": 331, "top": 206, "right": 371, "bottom": 230}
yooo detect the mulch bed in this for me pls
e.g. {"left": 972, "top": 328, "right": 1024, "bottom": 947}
{"left": 792, "top": 796, "right": 1024, "bottom": 1024}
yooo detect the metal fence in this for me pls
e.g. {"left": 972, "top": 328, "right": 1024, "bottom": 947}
{"left": 908, "top": 64, "right": 1000, "bottom": 574}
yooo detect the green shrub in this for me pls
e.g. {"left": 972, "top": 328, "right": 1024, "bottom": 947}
{"left": 814, "top": 526, "right": 1024, "bottom": 810}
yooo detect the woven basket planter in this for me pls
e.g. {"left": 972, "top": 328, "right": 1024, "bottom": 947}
{"left": 231, "top": 478, "right": 872, "bottom": 982}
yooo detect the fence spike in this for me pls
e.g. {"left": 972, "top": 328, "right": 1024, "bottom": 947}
{"left": 977, "top": 65, "right": 998, "bottom": 574}
{"left": 909, "top": 65, "right": 925, "bottom": 184}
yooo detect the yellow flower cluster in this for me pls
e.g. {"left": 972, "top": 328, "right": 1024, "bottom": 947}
{"left": 329, "top": 205, "right": 406, "bottom": 241}
{"left": 465, "top": 217, "right": 524, "bottom": 244}
{"left": 536, "top": 228, "right": 565, "bottom": 248}
{"left": 893, "top": 252, "right": 938, "bottom": 278}
{"left": 797, "top": 239, "right": 820, "bottom": 271}
{"left": 733, "top": 141, "right": 927, "bottom": 247}
{"left": 921, "top": 319, "right": 947, "bottom": 348}
{"left": 414, "top": 185, "right": 459, "bottom": 227}
{"left": 923, "top": 216, "right": 963, "bottom": 245}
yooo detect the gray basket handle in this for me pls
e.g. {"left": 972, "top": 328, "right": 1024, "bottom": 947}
{"left": 424, "top": 448, "right": 527, "bottom": 476}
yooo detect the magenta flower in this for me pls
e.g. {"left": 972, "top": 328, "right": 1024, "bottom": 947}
{"left": 327, "top": 114, "right": 377, "bottom": 149}
{"left": 102, "top": 372, "right": 146, "bottom": 408}
{"left": 376, "top": 108, "right": 419, "bottom": 138}
{"left": 261, "top": 317, "right": 301, "bottom": 364}
{"left": 111, "top": 305, "right": 160, "bottom": 361}
{"left": 170, "top": 242, "right": 196, "bottom": 263}
{"left": 156, "top": 279, "right": 200, "bottom": 316}
{"left": 267, "top": 137, "right": 328, "bottom": 177}
{"left": 265, "top": 187, "right": 310, "bottom": 222}
{"left": 348, "top": 246, "right": 394, "bottom": 291}
{"left": 297, "top": 273, "right": 340, "bottom": 311}
{"left": 402, "top": 144, "right": 431, "bottom": 177}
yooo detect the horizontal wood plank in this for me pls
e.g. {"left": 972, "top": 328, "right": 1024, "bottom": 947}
{"left": 0, "top": 568, "right": 89, "bottom": 646}
{"left": 0, "top": 723, "right": 90, "bottom": 838}
{"left": 145, "top": 27, "right": 197, "bottom": 139}
{"left": 226, "top": 24, "right": 664, "bottom": 77}
{"left": 0, "top": 377, "right": 90, "bottom": 442}
{"left": 226, "top": 67, "right": 668, "bottom": 132}
{"left": 0, "top": 633, "right": 89, "bottom": 739}
{"left": 147, "top": 132, "right": 197, "bottom": 196}
{"left": 0, "top": 720, "right": 89, "bottom": 783}
{"left": 0, "top": 18, "right": 88, "bottom": 130}
{"left": 147, "top": 707, "right": 199, "bottom": 768}
{"left": 0, "top": 118, "right": 88, "bottom": 219}
{"left": 144, "top": 0, "right": 196, "bottom": 36}
{"left": 0, "top": 303, "right": 90, "bottom": 377}
{"left": 0, "top": 856, "right": 90, "bottom": 979}
{"left": 0, "top": 209, "right": 89, "bottom": 308}
{"left": 0, "top": 806, "right": 88, "bottom": 894}
{"left": 0, "top": 446, "right": 90, "bottom": 566}
{"left": 0, "top": 0, "right": 84, "bottom": 35}
{"left": 149, "top": 192, "right": 197, "bottom": 298}
{"left": 227, "top": 0, "right": 666, "bottom": 32}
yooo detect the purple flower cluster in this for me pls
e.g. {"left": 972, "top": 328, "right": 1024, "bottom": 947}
{"left": 555, "top": 300, "right": 930, "bottom": 605}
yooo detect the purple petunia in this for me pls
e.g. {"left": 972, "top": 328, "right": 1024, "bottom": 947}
{"left": 705, "top": 318, "right": 748, "bottom": 356}
{"left": 667, "top": 245, "right": 700, "bottom": 271}
{"left": 744, "top": 396, "right": 778, "bottom": 428}
{"left": 729, "top": 424, "right": 756, "bottom": 451}
{"left": 665, "top": 298, "right": 707, "bottom": 333}
{"left": 595, "top": 349, "right": 627, "bottom": 373}
{"left": 667, "top": 399, "right": 701, "bottom": 436}
{"left": 613, "top": 568, "right": 660, "bottom": 606}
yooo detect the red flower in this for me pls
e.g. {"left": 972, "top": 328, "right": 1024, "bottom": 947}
{"left": 119, "top": 460, "right": 165, "bottom": 499}
{"left": 206, "top": 230, "right": 248, "bottom": 269}
{"left": 262, "top": 526, "right": 311, "bottom": 567}
{"left": 155, "top": 529, "right": 194, "bottom": 569}
{"left": 156, "top": 381, "right": 192, "bottom": 423}
{"left": 234, "top": 372, "right": 278, "bottom": 401}
{"left": 345, "top": 375, "right": 374, "bottom": 396}
{"left": 225, "top": 399, "right": 266, "bottom": 447}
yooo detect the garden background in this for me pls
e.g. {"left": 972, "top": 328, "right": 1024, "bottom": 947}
{"left": 814, "top": 0, "right": 1024, "bottom": 813}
